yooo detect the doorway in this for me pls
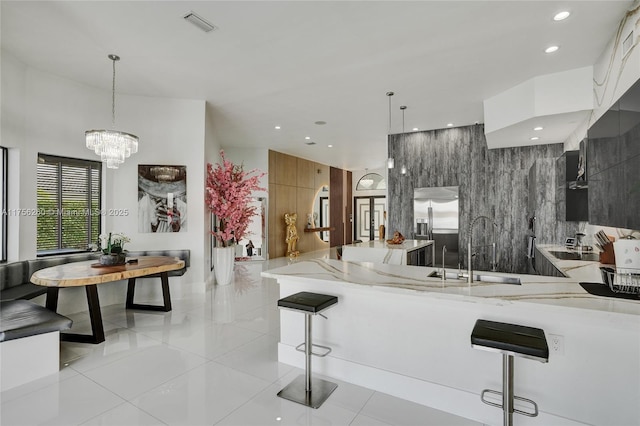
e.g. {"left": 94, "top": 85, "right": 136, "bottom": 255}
{"left": 354, "top": 196, "right": 387, "bottom": 242}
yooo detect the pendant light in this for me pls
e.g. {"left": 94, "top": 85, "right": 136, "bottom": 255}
{"left": 400, "top": 105, "right": 407, "bottom": 175}
{"left": 386, "top": 91, "right": 395, "bottom": 169}
{"left": 86, "top": 54, "right": 139, "bottom": 169}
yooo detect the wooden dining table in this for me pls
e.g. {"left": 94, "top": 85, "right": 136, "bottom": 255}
{"left": 30, "top": 256, "right": 185, "bottom": 344}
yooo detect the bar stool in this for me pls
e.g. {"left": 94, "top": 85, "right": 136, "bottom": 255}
{"left": 277, "top": 291, "right": 338, "bottom": 409}
{"left": 471, "top": 319, "right": 549, "bottom": 426}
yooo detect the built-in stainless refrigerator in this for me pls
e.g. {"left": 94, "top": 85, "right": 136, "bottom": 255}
{"left": 414, "top": 186, "right": 459, "bottom": 268}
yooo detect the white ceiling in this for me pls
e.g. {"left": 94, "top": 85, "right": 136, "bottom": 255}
{"left": 1, "top": 1, "right": 632, "bottom": 171}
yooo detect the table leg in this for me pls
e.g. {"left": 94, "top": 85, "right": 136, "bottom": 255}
{"left": 45, "top": 287, "right": 59, "bottom": 311}
{"left": 53, "top": 284, "right": 105, "bottom": 344}
{"left": 126, "top": 272, "right": 172, "bottom": 312}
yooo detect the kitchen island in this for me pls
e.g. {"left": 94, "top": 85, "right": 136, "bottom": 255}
{"left": 341, "top": 239, "right": 435, "bottom": 266}
{"left": 262, "top": 259, "right": 639, "bottom": 426}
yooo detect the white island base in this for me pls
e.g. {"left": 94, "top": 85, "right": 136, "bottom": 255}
{"left": 265, "top": 259, "right": 640, "bottom": 426}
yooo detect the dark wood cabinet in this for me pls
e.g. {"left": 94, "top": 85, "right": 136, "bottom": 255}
{"left": 534, "top": 247, "right": 566, "bottom": 277}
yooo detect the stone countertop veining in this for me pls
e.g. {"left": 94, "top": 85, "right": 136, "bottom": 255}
{"left": 344, "top": 239, "right": 434, "bottom": 251}
{"left": 535, "top": 244, "right": 610, "bottom": 281}
{"left": 262, "top": 257, "right": 640, "bottom": 318}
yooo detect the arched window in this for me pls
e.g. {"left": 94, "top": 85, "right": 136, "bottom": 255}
{"left": 356, "top": 173, "right": 386, "bottom": 191}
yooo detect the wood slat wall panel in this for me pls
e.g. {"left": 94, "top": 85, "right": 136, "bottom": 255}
{"left": 296, "top": 187, "right": 316, "bottom": 253}
{"left": 388, "top": 125, "right": 576, "bottom": 274}
{"left": 315, "top": 163, "right": 329, "bottom": 189}
{"left": 275, "top": 152, "right": 297, "bottom": 185}
{"left": 329, "top": 167, "right": 344, "bottom": 248}
{"left": 268, "top": 150, "right": 331, "bottom": 258}
{"left": 345, "top": 171, "right": 353, "bottom": 245}
{"left": 297, "top": 158, "right": 315, "bottom": 189}
{"left": 268, "top": 183, "right": 277, "bottom": 257}
{"left": 273, "top": 183, "right": 296, "bottom": 258}
{"left": 268, "top": 151, "right": 277, "bottom": 184}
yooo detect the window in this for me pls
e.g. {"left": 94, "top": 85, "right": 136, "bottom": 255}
{"left": 1, "top": 146, "right": 7, "bottom": 262}
{"left": 356, "top": 173, "right": 386, "bottom": 191}
{"left": 37, "top": 154, "right": 102, "bottom": 255}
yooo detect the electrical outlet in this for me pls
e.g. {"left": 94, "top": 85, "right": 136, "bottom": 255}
{"left": 549, "top": 334, "right": 564, "bottom": 355}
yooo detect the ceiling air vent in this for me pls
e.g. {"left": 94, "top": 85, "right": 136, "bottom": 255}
{"left": 183, "top": 12, "right": 217, "bottom": 33}
{"left": 305, "top": 141, "right": 316, "bottom": 146}
{"left": 623, "top": 30, "right": 634, "bottom": 56}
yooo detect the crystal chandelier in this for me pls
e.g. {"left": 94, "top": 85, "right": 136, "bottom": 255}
{"left": 86, "top": 54, "right": 138, "bottom": 169}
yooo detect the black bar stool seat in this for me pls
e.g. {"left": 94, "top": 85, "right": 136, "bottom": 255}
{"left": 471, "top": 319, "right": 549, "bottom": 362}
{"left": 277, "top": 291, "right": 338, "bottom": 409}
{"left": 278, "top": 292, "right": 337, "bottom": 313}
{"left": 471, "top": 319, "right": 549, "bottom": 426}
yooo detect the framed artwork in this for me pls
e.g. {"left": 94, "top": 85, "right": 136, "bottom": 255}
{"left": 138, "top": 165, "right": 187, "bottom": 233}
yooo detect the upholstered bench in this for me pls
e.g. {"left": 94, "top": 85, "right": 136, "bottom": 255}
{"left": 0, "top": 299, "right": 73, "bottom": 391}
{"left": 0, "top": 261, "right": 47, "bottom": 301}
{"left": 1, "top": 253, "right": 101, "bottom": 302}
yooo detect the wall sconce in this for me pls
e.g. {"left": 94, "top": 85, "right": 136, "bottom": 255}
{"left": 401, "top": 165, "right": 407, "bottom": 175}
{"left": 387, "top": 158, "right": 395, "bottom": 169}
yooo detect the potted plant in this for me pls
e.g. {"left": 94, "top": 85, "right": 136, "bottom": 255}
{"left": 206, "top": 150, "right": 265, "bottom": 285}
{"left": 99, "top": 232, "right": 130, "bottom": 266}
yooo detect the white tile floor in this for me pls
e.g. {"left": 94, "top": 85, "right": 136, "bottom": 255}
{"left": 1, "top": 251, "right": 483, "bottom": 426}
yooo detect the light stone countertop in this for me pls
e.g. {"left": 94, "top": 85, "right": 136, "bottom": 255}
{"left": 344, "top": 239, "right": 434, "bottom": 251}
{"left": 263, "top": 254, "right": 640, "bottom": 318}
{"left": 535, "top": 243, "right": 609, "bottom": 282}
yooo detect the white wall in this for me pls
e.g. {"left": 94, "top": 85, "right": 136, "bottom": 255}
{"left": 566, "top": 3, "right": 640, "bottom": 149}
{"left": 1, "top": 52, "right": 27, "bottom": 261}
{"left": 1, "top": 49, "right": 210, "bottom": 312}
{"left": 203, "top": 103, "right": 222, "bottom": 281}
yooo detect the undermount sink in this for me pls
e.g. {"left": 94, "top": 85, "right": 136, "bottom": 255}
{"left": 427, "top": 271, "right": 521, "bottom": 285}
{"left": 548, "top": 250, "right": 599, "bottom": 262}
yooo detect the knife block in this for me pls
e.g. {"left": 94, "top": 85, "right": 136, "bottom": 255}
{"left": 599, "top": 242, "right": 616, "bottom": 265}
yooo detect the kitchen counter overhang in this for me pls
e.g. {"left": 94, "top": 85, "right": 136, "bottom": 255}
{"left": 262, "top": 259, "right": 640, "bottom": 425}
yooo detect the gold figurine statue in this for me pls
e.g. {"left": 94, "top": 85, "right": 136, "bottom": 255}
{"left": 284, "top": 213, "right": 299, "bottom": 258}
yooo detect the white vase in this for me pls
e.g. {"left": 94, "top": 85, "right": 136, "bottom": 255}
{"left": 213, "top": 246, "right": 235, "bottom": 285}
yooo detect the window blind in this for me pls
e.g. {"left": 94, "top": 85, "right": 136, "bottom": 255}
{"left": 37, "top": 154, "right": 102, "bottom": 254}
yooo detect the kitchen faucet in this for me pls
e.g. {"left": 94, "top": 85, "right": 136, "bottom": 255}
{"left": 467, "top": 215, "right": 498, "bottom": 284}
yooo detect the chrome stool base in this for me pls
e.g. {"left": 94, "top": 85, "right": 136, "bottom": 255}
{"left": 471, "top": 320, "right": 548, "bottom": 426}
{"left": 277, "top": 292, "right": 338, "bottom": 409}
{"left": 277, "top": 374, "right": 338, "bottom": 409}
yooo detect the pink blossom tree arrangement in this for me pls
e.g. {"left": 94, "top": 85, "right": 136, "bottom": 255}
{"left": 206, "top": 150, "right": 266, "bottom": 247}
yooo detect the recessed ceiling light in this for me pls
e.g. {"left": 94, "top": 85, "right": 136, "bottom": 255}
{"left": 305, "top": 136, "right": 310, "bottom": 140}
{"left": 554, "top": 11, "right": 570, "bottom": 21}
{"left": 545, "top": 45, "right": 559, "bottom": 54}
{"left": 412, "top": 128, "right": 419, "bottom": 131}
{"left": 534, "top": 126, "right": 543, "bottom": 131}
{"left": 530, "top": 136, "right": 540, "bottom": 141}
{"left": 447, "top": 123, "right": 453, "bottom": 127}
{"left": 274, "top": 126, "right": 281, "bottom": 130}
{"left": 327, "top": 144, "right": 333, "bottom": 148}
